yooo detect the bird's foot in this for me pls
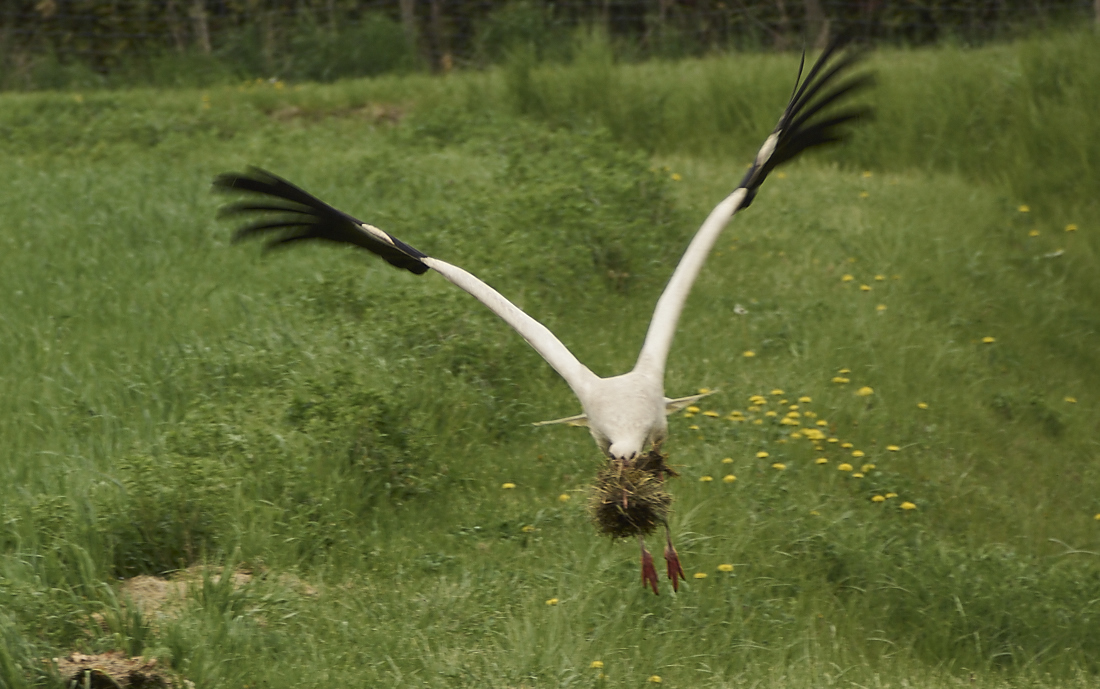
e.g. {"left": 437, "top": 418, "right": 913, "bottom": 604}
{"left": 663, "top": 531, "right": 686, "bottom": 592}
{"left": 639, "top": 537, "right": 659, "bottom": 595}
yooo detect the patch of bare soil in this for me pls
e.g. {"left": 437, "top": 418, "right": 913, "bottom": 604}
{"left": 51, "top": 652, "right": 180, "bottom": 688}
{"left": 118, "top": 565, "right": 316, "bottom": 622}
{"left": 269, "top": 103, "right": 405, "bottom": 124}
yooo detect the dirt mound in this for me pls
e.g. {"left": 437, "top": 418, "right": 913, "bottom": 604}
{"left": 52, "top": 652, "right": 179, "bottom": 688}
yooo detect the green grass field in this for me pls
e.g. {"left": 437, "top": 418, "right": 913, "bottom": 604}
{"left": 2, "top": 29, "right": 1099, "bottom": 689}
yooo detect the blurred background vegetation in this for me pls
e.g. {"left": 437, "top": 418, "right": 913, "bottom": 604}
{"left": 0, "top": 0, "right": 1097, "bottom": 89}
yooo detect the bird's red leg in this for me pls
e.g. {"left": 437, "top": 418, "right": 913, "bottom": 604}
{"left": 639, "top": 536, "right": 659, "bottom": 595}
{"left": 663, "top": 526, "right": 685, "bottom": 592}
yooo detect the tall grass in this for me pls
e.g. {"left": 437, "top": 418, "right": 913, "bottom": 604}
{"left": 0, "top": 30, "right": 1098, "bottom": 688}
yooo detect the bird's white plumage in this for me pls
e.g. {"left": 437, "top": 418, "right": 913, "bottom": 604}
{"left": 430, "top": 185, "right": 750, "bottom": 461}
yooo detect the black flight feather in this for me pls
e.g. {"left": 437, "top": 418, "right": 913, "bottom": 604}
{"left": 213, "top": 167, "right": 430, "bottom": 275}
{"left": 737, "top": 34, "right": 874, "bottom": 209}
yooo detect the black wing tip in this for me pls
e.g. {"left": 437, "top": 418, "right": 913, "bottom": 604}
{"left": 214, "top": 167, "right": 432, "bottom": 276}
{"left": 738, "top": 32, "right": 874, "bottom": 204}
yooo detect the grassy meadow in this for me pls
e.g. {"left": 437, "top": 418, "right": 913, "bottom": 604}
{"left": 2, "top": 29, "right": 1100, "bottom": 688}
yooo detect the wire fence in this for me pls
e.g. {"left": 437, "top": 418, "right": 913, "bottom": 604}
{"left": 0, "top": 0, "right": 1096, "bottom": 86}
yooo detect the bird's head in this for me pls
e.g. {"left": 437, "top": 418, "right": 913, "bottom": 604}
{"left": 608, "top": 440, "right": 644, "bottom": 462}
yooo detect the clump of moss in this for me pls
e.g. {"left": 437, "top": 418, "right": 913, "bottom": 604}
{"left": 589, "top": 450, "right": 674, "bottom": 539}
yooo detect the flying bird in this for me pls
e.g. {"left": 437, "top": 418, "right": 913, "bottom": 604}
{"left": 214, "top": 37, "right": 872, "bottom": 594}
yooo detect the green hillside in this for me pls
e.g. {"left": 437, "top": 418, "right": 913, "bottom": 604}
{"left": 1, "top": 29, "right": 1098, "bottom": 688}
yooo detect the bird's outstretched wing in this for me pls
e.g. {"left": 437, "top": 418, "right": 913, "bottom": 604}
{"left": 633, "top": 35, "right": 872, "bottom": 377}
{"left": 215, "top": 168, "right": 598, "bottom": 397}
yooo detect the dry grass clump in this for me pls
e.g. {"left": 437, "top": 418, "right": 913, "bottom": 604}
{"left": 589, "top": 450, "right": 674, "bottom": 538}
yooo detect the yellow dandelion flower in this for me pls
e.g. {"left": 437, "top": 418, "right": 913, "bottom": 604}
{"left": 841, "top": 274, "right": 855, "bottom": 282}
{"left": 787, "top": 410, "right": 801, "bottom": 418}
{"left": 693, "top": 572, "right": 707, "bottom": 579}
{"left": 753, "top": 419, "right": 763, "bottom": 425}
{"left": 743, "top": 350, "right": 756, "bottom": 357}
{"left": 590, "top": 661, "right": 604, "bottom": 669}
{"left": 876, "top": 304, "right": 887, "bottom": 312}
{"left": 861, "top": 463, "right": 876, "bottom": 472}
{"left": 788, "top": 404, "right": 799, "bottom": 410}
{"left": 839, "top": 368, "right": 851, "bottom": 374}
{"left": 698, "top": 387, "right": 711, "bottom": 394}
{"left": 859, "top": 191, "right": 870, "bottom": 199}
{"left": 810, "top": 510, "right": 821, "bottom": 516}
{"left": 772, "top": 463, "right": 786, "bottom": 470}
{"left": 804, "top": 410, "right": 817, "bottom": 418}
{"left": 1094, "top": 513, "right": 1100, "bottom": 520}
{"left": 522, "top": 525, "right": 536, "bottom": 533}
{"left": 699, "top": 476, "right": 713, "bottom": 482}
{"left": 828, "top": 437, "right": 839, "bottom": 443}
{"left": 683, "top": 412, "right": 694, "bottom": 418}
{"left": 874, "top": 274, "right": 885, "bottom": 281}
{"left": 887, "top": 445, "right": 900, "bottom": 451}
{"left": 815, "top": 457, "right": 828, "bottom": 465}
{"left": 689, "top": 424, "right": 700, "bottom": 430}
{"left": 860, "top": 284, "right": 872, "bottom": 292}
{"left": 885, "top": 492, "right": 898, "bottom": 499}
{"left": 838, "top": 463, "right": 853, "bottom": 472}
{"left": 502, "top": 482, "right": 516, "bottom": 489}
{"left": 872, "top": 495, "right": 886, "bottom": 503}
{"left": 559, "top": 493, "right": 571, "bottom": 502}
{"left": 671, "top": 173, "right": 682, "bottom": 181}
{"left": 546, "top": 598, "right": 559, "bottom": 605}
{"left": 832, "top": 376, "right": 850, "bottom": 384}
{"left": 723, "top": 474, "right": 737, "bottom": 483}
{"left": 982, "top": 336, "right": 996, "bottom": 344}
{"left": 1028, "top": 229, "right": 1040, "bottom": 237}
{"left": 748, "top": 406, "right": 761, "bottom": 412}
{"left": 779, "top": 399, "right": 788, "bottom": 405}
{"left": 718, "top": 564, "right": 734, "bottom": 572}
{"left": 917, "top": 402, "right": 929, "bottom": 410}
{"left": 901, "top": 501, "right": 917, "bottom": 510}
{"left": 703, "top": 410, "right": 719, "bottom": 418}
{"left": 1065, "top": 224, "right": 1078, "bottom": 232}
{"left": 649, "top": 676, "right": 662, "bottom": 684}
{"left": 1065, "top": 396, "right": 1077, "bottom": 403}
{"left": 771, "top": 389, "right": 784, "bottom": 395}
{"left": 841, "top": 442, "right": 853, "bottom": 449}
{"left": 852, "top": 472, "right": 864, "bottom": 478}
{"left": 862, "top": 170, "right": 873, "bottom": 178}
{"left": 765, "top": 410, "right": 778, "bottom": 417}
{"left": 1018, "top": 204, "right": 1030, "bottom": 213}
{"left": 816, "top": 420, "right": 828, "bottom": 426}
{"left": 756, "top": 451, "right": 770, "bottom": 458}
{"left": 856, "top": 386, "right": 874, "bottom": 396}
{"left": 790, "top": 432, "right": 803, "bottom": 439}
{"left": 799, "top": 396, "right": 812, "bottom": 403}
{"left": 722, "top": 457, "right": 734, "bottom": 464}
{"left": 686, "top": 405, "right": 701, "bottom": 413}
{"left": 851, "top": 450, "right": 865, "bottom": 458}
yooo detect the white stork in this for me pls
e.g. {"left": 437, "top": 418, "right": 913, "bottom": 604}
{"left": 215, "top": 37, "right": 872, "bottom": 594}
